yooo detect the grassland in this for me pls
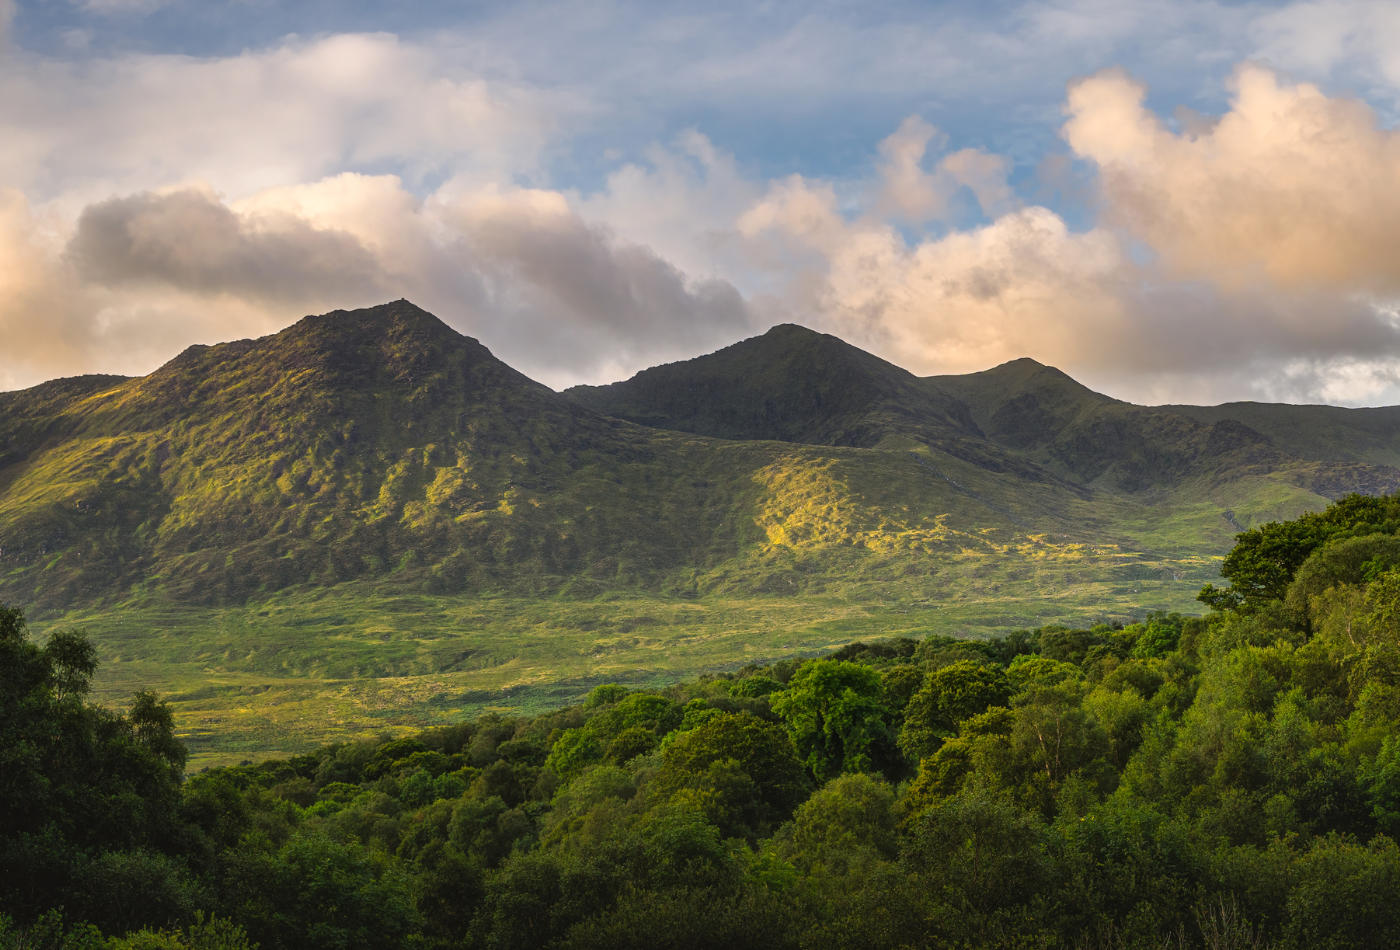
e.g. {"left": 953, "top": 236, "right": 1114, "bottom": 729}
{"left": 42, "top": 541, "right": 1212, "bottom": 768}
{"left": 7, "top": 302, "right": 1395, "bottom": 768}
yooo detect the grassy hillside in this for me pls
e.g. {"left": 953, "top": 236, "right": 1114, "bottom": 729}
{"left": 1171, "top": 401, "right": 1400, "bottom": 467}
{"left": 565, "top": 323, "right": 979, "bottom": 448}
{"left": 5, "top": 302, "right": 1397, "bottom": 762}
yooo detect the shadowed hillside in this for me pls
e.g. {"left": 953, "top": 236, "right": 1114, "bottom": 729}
{"left": 6, "top": 303, "right": 1400, "bottom": 614}
{"left": 565, "top": 323, "right": 978, "bottom": 448}
{"left": 6, "top": 303, "right": 1400, "bottom": 760}
{"left": 573, "top": 328, "right": 1400, "bottom": 497}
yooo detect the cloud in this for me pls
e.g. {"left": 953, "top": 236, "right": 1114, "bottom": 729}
{"left": 78, "top": 0, "right": 172, "bottom": 14}
{"left": 875, "top": 116, "right": 1014, "bottom": 222}
{"left": 235, "top": 174, "right": 756, "bottom": 382}
{"left": 0, "top": 189, "right": 290, "bottom": 391}
{"left": 1063, "top": 63, "right": 1400, "bottom": 295}
{"left": 450, "top": 187, "right": 753, "bottom": 377}
{"left": 8, "top": 14, "right": 1400, "bottom": 408}
{"left": 0, "top": 189, "right": 100, "bottom": 384}
{"left": 1250, "top": 1, "right": 1400, "bottom": 96}
{"left": 67, "top": 187, "right": 389, "bottom": 303}
{"left": 738, "top": 176, "right": 1140, "bottom": 373}
{"left": 572, "top": 130, "right": 763, "bottom": 283}
{"left": 0, "top": 172, "right": 754, "bottom": 390}
{"left": 734, "top": 85, "right": 1400, "bottom": 405}
{"left": 0, "top": 32, "right": 566, "bottom": 204}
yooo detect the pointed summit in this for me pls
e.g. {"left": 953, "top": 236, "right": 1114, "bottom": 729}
{"left": 566, "top": 323, "right": 977, "bottom": 446}
{"left": 256, "top": 298, "right": 498, "bottom": 386}
{"left": 928, "top": 356, "right": 1111, "bottom": 445}
{"left": 106, "top": 300, "right": 567, "bottom": 437}
{"left": 282, "top": 299, "right": 465, "bottom": 348}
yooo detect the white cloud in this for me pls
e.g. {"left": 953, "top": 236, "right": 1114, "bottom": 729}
{"left": 1063, "top": 63, "right": 1400, "bottom": 295}
{"left": 572, "top": 130, "right": 762, "bottom": 283}
{"left": 0, "top": 32, "right": 566, "bottom": 206}
{"left": 729, "top": 77, "right": 1400, "bottom": 405}
{"left": 874, "top": 116, "right": 1014, "bottom": 223}
{"left": 8, "top": 10, "right": 1400, "bottom": 408}
{"left": 1250, "top": 1, "right": 1400, "bottom": 95}
{"left": 738, "top": 187, "right": 1144, "bottom": 377}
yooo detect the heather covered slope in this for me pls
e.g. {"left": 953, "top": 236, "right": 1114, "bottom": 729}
{"left": 0, "top": 303, "right": 1212, "bottom": 614}
{"left": 6, "top": 302, "right": 1400, "bottom": 760}
{"left": 0, "top": 301, "right": 770, "bottom": 607}
{"left": 573, "top": 326, "right": 1400, "bottom": 497}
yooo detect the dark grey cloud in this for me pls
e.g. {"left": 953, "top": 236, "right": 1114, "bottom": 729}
{"left": 66, "top": 188, "right": 388, "bottom": 303}
{"left": 458, "top": 198, "right": 752, "bottom": 374}
{"left": 37, "top": 179, "right": 755, "bottom": 390}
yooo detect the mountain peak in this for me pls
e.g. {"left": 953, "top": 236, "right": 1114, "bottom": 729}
{"left": 994, "top": 356, "right": 1048, "bottom": 371}
{"left": 565, "top": 322, "right": 979, "bottom": 446}
{"left": 115, "top": 301, "right": 553, "bottom": 435}
{"left": 934, "top": 355, "right": 1102, "bottom": 406}
{"left": 760, "top": 322, "right": 827, "bottom": 340}
{"left": 283, "top": 299, "right": 466, "bottom": 348}
{"left": 981, "top": 356, "right": 1078, "bottom": 384}
{"left": 153, "top": 301, "right": 472, "bottom": 381}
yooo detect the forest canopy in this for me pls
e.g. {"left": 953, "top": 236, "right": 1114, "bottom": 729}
{"left": 9, "top": 494, "right": 1400, "bottom": 948}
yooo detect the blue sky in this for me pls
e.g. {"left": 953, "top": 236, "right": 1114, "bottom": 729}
{"left": 4, "top": 0, "right": 1400, "bottom": 405}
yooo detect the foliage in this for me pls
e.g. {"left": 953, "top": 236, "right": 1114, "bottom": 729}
{"left": 9, "top": 301, "right": 1393, "bottom": 769}
{"left": 770, "top": 661, "right": 897, "bottom": 781}
{"left": 0, "top": 607, "right": 188, "bottom": 932}
{"left": 15, "top": 494, "right": 1400, "bottom": 946}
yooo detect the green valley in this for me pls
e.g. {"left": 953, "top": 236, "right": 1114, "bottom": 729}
{"left": 3, "top": 301, "right": 1398, "bottom": 764}
{"left": 12, "top": 492, "right": 1400, "bottom": 948}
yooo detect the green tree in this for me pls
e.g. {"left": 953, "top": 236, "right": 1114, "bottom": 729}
{"left": 781, "top": 773, "right": 896, "bottom": 880}
{"left": 770, "top": 661, "right": 896, "bottom": 781}
{"left": 1284, "top": 835, "right": 1400, "bottom": 950}
{"left": 899, "top": 660, "right": 1010, "bottom": 762}
{"left": 1201, "top": 494, "right": 1400, "bottom": 614}
{"left": 905, "top": 785, "right": 1053, "bottom": 941}
{"left": 0, "top": 603, "right": 190, "bottom": 929}
{"left": 650, "top": 712, "right": 809, "bottom": 838}
{"left": 223, "top": 833, "right": 419, "bottom": 950}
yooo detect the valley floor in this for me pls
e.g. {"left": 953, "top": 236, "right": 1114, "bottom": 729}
{"left": 50, "top": 569, "right": 1207, "bottom": 768}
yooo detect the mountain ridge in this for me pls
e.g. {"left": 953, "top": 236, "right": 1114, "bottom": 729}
{"left": 569, "top": 321, "right": 1400, "bottom": 497}
{"left": 4, "top": 300, "right": 1400, "bottom": 617}
{"left": 9, "top": 300, "right": 1400, "bottom": 761}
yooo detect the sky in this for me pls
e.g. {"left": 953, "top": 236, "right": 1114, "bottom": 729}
{"left": 4, "top": 0, "right": 1400, "bottom": 405}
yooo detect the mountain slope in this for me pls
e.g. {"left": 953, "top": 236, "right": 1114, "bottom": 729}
{"left": 1, "top": 303, "right": 1110, "bottom": 611}
{"left": 566, "top": 323, "right": 980, "bottom": 448}
{"left": 6, "top": 305, "right": 1400, "bottom": 614}
{"left": 9, "top": 302, "right": 1400, "bottom": 761}
{"left": 571, "top": 329, "right": 1400, "bottom": 498}
{"left": 0, "top": 301, "right": 749, "bottom": 606}
{"left": 1170, "top": 401, "right": 1400, "bottom": 468}
{"left": 931, "top": 360, "right": 1400, "bottom": 496}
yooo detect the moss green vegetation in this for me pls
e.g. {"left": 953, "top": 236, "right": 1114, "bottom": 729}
{"left": 64, "top": 573, "right": 1205, "bottom": 768}
{"left": 14, "top": 493, "right": 1400, "bottom": 947}
{"left": 5, "top": 301, "right": 1400, "bottom": 763}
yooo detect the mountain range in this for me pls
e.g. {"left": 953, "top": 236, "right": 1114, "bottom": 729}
{"left": 4, "top": 299, "right": 1399, "bottom": 613}
{"left": 5, "top": 300, "right": 1399, "bottom": 760}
